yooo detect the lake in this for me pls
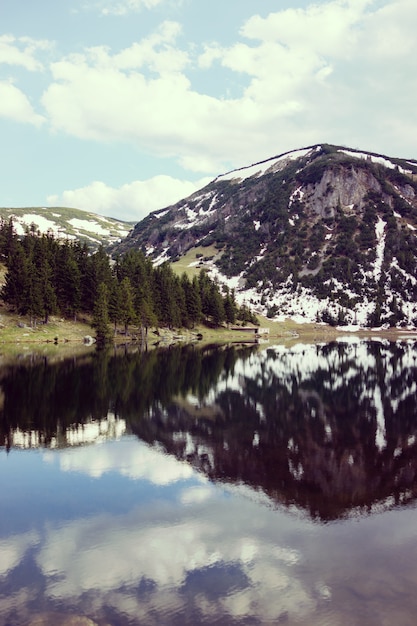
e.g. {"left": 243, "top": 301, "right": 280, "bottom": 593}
{"left": 1, "top": 338, "right": 417, "bottom": 625}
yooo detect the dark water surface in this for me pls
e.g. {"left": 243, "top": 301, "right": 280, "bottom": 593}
{"left": 1, "top": 339, "right": 417, "bottom": 625}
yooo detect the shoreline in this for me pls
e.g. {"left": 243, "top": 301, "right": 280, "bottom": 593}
{"left": 1, "top": 307, "right": 417, "bottom": 358}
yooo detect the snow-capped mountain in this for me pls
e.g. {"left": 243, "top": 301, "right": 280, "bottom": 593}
{"left": 0, "top": 205, "right": 134, "bottom": 249}
{"left": 112, "top": 144, "right": 417, "bottom": 328}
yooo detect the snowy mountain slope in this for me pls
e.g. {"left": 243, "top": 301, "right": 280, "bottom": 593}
{"left": 111, "top": 144, "right": 417, "bottom": 328}
{"left": 0, "top": 206, "right": 134, "bottom": 249}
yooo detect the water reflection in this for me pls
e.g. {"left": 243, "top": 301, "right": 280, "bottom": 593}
{"left": 132, "top": 339, "right": 417, "bottom": 520}
{"left": 2, "top": 340, "right": 417, "bottom": 520}
{"left": 2, "top": 340, "right": 417, "bottom": 625}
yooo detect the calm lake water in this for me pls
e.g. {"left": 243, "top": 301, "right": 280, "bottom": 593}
{"left": 1, "top": 339, "right": 417, "bottom": 625}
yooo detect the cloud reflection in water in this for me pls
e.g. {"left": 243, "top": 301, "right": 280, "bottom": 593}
{"left": 43, "top": 436, "right": 196, "bottom": 484}
{"left": 33, "top": 457, "right": 313, "bottom": 624}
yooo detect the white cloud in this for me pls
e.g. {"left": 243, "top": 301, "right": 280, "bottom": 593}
{"left": 47, "top": 174, "right": 211, "bottom": 221}
{"left": 99, "top": 0, "right": 166, "bottom": 15}
{"left": 361, "top": 0, "right": 417, "bottom": 60}
{"left": 0, "top": 81, "right": 45, "bottom": 126}
{"left": 240, "top": 0, "right": 373, "bottom": 56}
{"left": 0, "top": 35, "right": 50, "bottom": 71}
{"left": 113, "top": 21, "right": 188, "bottom": 74}
{"left": 39, "top": 0, "right": 417, "bottom": 178}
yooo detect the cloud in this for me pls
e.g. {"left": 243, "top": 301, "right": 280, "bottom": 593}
{"left": 38, "top": 0, "right": 417, "bottom": 176}
{"left": 0, "top": 81, "right": 45, "bottom": 126}
{"left": 362, "top": 0, "right": 417, "bottom": 60}
{"left": 46, "top": 174, "right": 211, "bottom": 221}
{"left": 240, "top": 0, "right": 373, "bottom": 56}
{"left": 99, "top": 0, "right": 167, "bottom": 15}
{"left": 0, "top": 35, "right": 50, "bottom": 71}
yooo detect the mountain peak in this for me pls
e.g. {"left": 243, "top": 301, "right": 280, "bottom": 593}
{"left": 214, "top": 145, "right": 322, "bottom": 183}
{"left": 111, "top": 144, "right": 417, "bottom": 328}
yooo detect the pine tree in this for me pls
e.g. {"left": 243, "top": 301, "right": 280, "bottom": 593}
{"left": 198, "top": 270, "right": 213, "bottom": 318}
{"left": 117, "top": 249, "right": 157, "bottom": 333}
{"left": 137, "top": 292, "right": 157, "bottom": 336}
{"left": 27, "top": 258, "right": 46, "bottom": 327}
{"left": 56, "top": 242, "right": 81, "bottom": 320}
{"left": 33, "top": 235, "right": 57, "bottom": 324}
{"left": 181, "top": 273, "right": 202, "bottom": 328}
{"left": 224, "top": 286, "right": 237, "bottom": 324}
{"left": 83, "top": 246, "right": 112, "bottom": 312}
{"left": 153, "top": 263, "right": 181, "bottom": 328}
{"left": 208, "top": 281, "right": 225, "bottom": 326}
{"left": 2, "top": 241, "right": 31, "bottom": 313}
{"left": 119, "top": 276, "right": 136, "bottom": 334}
{"left": 92, "top": 282, "right": 112, "bottom": 345}
{"left": 0, "top": 218, "right": 17, "bottom": 260}
{"left": 108, "top": 276, "right": 122, "bottom": 334}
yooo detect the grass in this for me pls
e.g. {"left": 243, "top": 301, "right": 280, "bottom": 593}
{"left": 190, "top": 316, "right": 340, "bottom": 346}
{"left": 0, "top": 300, "right": 328, "bottom": 357}
{"left": 0, "top": 308, "right": 92, "bottom": 344}
{"left": 171, "top": 244, "right": 223, "bottom": 278}
{"left": 0, "top": 304, "right": 97, "bottom": 364}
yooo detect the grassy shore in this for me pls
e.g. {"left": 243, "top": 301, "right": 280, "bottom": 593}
{"left": 0, "top": 302, "right": 415, "bottom": 361}
{"left": 0, "top": 309, "right": 93, "bottom": 344}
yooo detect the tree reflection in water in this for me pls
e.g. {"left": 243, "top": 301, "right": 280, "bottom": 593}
{"left": 2, "top": 339, "right": 417, "bottom": 520}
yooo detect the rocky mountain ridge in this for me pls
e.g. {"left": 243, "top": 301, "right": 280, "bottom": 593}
{"left": 112, "top": 143, "right": 417, "bottom": 328}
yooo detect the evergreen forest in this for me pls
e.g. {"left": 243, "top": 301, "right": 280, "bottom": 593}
{"left": 0, "top": 218, "right": 258, "bottom": 343}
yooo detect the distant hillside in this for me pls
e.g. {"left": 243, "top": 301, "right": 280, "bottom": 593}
{"left": 0, "top": 206, "right": 134, "bottom": 249}
{"left": 111, "top": 143, "right": 417, "bottom": 328}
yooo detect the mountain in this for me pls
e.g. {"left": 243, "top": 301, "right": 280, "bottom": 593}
{"left": 0, "top": 205, "right": 134, "bottom": 249}
{"left": 112, "top": 143, "right": 417, "bottom": 328}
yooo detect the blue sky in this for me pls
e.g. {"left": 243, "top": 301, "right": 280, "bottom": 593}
{"left": 1, "top": 0, "right": 416, "bottom": 222}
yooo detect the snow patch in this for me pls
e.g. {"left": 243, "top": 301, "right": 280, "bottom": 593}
{"left": 153, "top": 249, "right": 171, "bottom": 266}
{"left": 289, "top": 186, "right": 305, "bottom": 207}
{"left": 154, "top": 209, "right": 170, "bottom": 219}
{"left": 373, "top": 216, "right": 386, "bottom": 282}
{"left": 68, "top": 218, "right": 111, "bottom": 235}
{"left": 339, "top": 149, "right": 414, "bottom": 175}
{"left": 13, "top": 214, "right": 61, "bottom": 235}
{"left": 216, "top": 148, "right": 315, "bottom": 182}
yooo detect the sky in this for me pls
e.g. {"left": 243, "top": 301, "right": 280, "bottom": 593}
{"left": 1, "top": 0, "right": 416, "bottom": 223}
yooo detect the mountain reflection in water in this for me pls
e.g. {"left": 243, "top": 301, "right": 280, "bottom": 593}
{"left": 2, "top": 340, "right": 417, "bottom": 520}
{"left": 1, "top": 339, "right": 417, "bottom": 625}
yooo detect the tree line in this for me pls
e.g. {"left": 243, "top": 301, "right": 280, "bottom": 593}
{"left": 0, "top": 218, "right": 257, "bottom": 342}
